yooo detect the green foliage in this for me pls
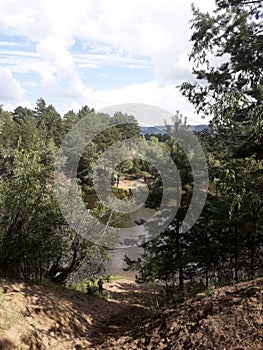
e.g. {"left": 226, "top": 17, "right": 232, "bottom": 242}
{"left": 205, "top": 285, "right": 215, "bottom": 296}
{"left": 107, "top": 274, "right": 129, "bottom": 281}
{"left": 178, "top": 0, "right": 263, "bottom": 286}
{"left": 66, "top": 279, "right": 98, "bottom": 295}
{"left": 34, "top": 98, "right": 65, "bottom": 146}
{"left": 180, "top": 0, "right": 263, "bottom": 116}
{"left": 0, "top": 138, "right": 61, "bottom": 279}
{"left": 126, "top": 1, "right": 263, "bottom": 300}
{"left": 0, "top": 99, "right": 144, "bottom": 285}
{"left": 125, "top": 116, "right": 194, "bottom": 291}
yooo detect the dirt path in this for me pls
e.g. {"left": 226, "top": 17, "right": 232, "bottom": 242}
{"left": 101, "top": 278, "right": 263, "bottom": 350}
{"left": 114, "top": 178, "right": 146, "bottom": 191}
{"left": 1, "top": 277, "right": 262, "bottom": 349}
{"left": 89, "top": 279, "right": 156, "bottom": 348}
{"left": 0, "top": 278, "right": 155, "bottom": 349}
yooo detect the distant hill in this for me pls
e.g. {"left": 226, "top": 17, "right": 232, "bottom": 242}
{"left": 140, "top": 124, "right": 207, "bottom": 135}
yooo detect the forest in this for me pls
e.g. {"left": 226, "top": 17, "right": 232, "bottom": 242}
{"left": 0, "top": 0, "right": 262, "bottom": 297}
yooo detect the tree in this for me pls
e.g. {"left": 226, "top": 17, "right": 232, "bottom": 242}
{"left": 0, "top": 104, "right": 110, "bottom": 283}
{"left": 180, "top": 0, "right": 263, "bottom": 114}
{"left": 0, "top": 138, "right": 61, "bottom": 279}
{"left": 126, "top": 1, "right": 263, "bottom": 294}
{"left": 0, "top": 106, "right": 17, "bottom": 150}
{"left": 12, "top": 106, "right": 40, "bottom": 150}
{"left": 179, "top": 0, "right": 263, "bottom": 283}
{"left": 34, "top": 98, "right": 65, "bottom": 146}
{"left": 180, "top": 0, "right": 262, "bottom": 157}
{"left": 0, "top": 101, "right": 147, "bottom": 284}
{"left": 125, "top": 116, "right": 194, "bottom": 291}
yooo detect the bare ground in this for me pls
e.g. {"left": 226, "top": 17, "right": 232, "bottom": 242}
{"left": 0, "top": 277, "right": 262, "bottom": 349}
{"left": 0, "top": 278, "right": 155, "bottom": 349}
{"left": 113, "top": 178, "right": 146, "bottom": 191}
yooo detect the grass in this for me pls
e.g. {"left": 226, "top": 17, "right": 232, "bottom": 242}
{"left": 106, "top": 275, "right": 132, "bottom": 282}
{"left": 65, "top": 275, "right": 131, "bottom": 296}
{"left": 36, "top": 278, "right": 62, "bottom": 289}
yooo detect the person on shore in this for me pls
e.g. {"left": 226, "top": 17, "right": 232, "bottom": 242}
{"left": 98, "top": 278, "right": 104, "bottom": 295}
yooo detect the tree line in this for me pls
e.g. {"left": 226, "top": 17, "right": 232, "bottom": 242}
{"left": 0, "top": 100, "right": 140, "bottom": 283}
{"left": 125, "top": 0, "right": 263, "bottom": 291}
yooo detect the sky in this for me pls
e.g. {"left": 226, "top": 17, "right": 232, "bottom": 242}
{"left": 0, "top": 0, "right": 215, "bottom": 125}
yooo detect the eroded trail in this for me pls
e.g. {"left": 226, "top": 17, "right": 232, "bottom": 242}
{"left": 88, "top": 280, "right": 156, "bottom": 348}
{"left": 98, "top": 278, "right": 263, "bottom": 350}
{"left": 0, "top": 278, "right": 155, "bottom": 349}
{"left": 1, "top": 278, "right": 262, "bottom": 349}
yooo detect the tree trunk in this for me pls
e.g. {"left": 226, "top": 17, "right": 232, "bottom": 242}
{"left": 234, "top": 224, "right": 239, "bottom": 283}
{"left": 249, "top": 224, "right": 256, "bottom": 279}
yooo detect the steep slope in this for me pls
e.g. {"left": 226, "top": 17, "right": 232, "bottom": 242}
{"left": 0, "top": 277, "right": 262, "bottom": 349}
{"left": 0, "top": 278, "right": 153, "bottom": 349}
{"left": 100, "top": 278, "right": 263, "bottom": 350}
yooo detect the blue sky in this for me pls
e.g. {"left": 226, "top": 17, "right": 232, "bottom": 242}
{"left": 0, "top": 0, "right": 215, "bottom": 125}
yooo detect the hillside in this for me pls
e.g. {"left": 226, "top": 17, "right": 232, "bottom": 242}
{"left": 0, "top": 277, "right": 262, "bottom": 349}
{"left": 140, "top": 124, "right": 207, "bottom": 135}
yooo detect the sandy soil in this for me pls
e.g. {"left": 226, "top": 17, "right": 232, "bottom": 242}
{"left": 113, "top": 178, "right": 146, "bottom": 191}
{"left": 104, "top": 278, "right": 263, "bottom": 350}
{"left": 0, "top": 277, "right": 262, "bottom": 349}
{"left": 0, "top": 278, "right": 155, "bottom": 349}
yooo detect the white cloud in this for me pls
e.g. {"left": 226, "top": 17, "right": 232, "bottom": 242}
{"left": 4, "top": 99, "right": 33, "bottom": 112}
{"left": 0, "top": 0, "right": 215, "bottom": 76}
{"left": 37, "top": 36, "right": 75, "bottom": 73}
{"left": 0, "top": 0, "right": 216, "bottom": 123}
{"left": 22, "top": 81, "right": 38, "bottom": 87}
{"left": 73, "top": 50, "right": 153, "bottom": 70}
{"left": 0, "top": 67, "right": 24, "bottom": 101}
{"left": 59, "top": 81, "right": 207, "bottom": 125}
{"left": 0, "top": 41, "right": 24, "bottom": 47}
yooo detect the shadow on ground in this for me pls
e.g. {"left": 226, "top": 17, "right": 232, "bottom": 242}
{"left": 0, "top": 278, "right": 155, "bottom": 349}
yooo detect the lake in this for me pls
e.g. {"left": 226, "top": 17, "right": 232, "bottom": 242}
{"left": 84, "top": 190, "right": 155, "bottom": 276}
{"left": 105, "top": 206, "right": 155, "bottom": 276}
